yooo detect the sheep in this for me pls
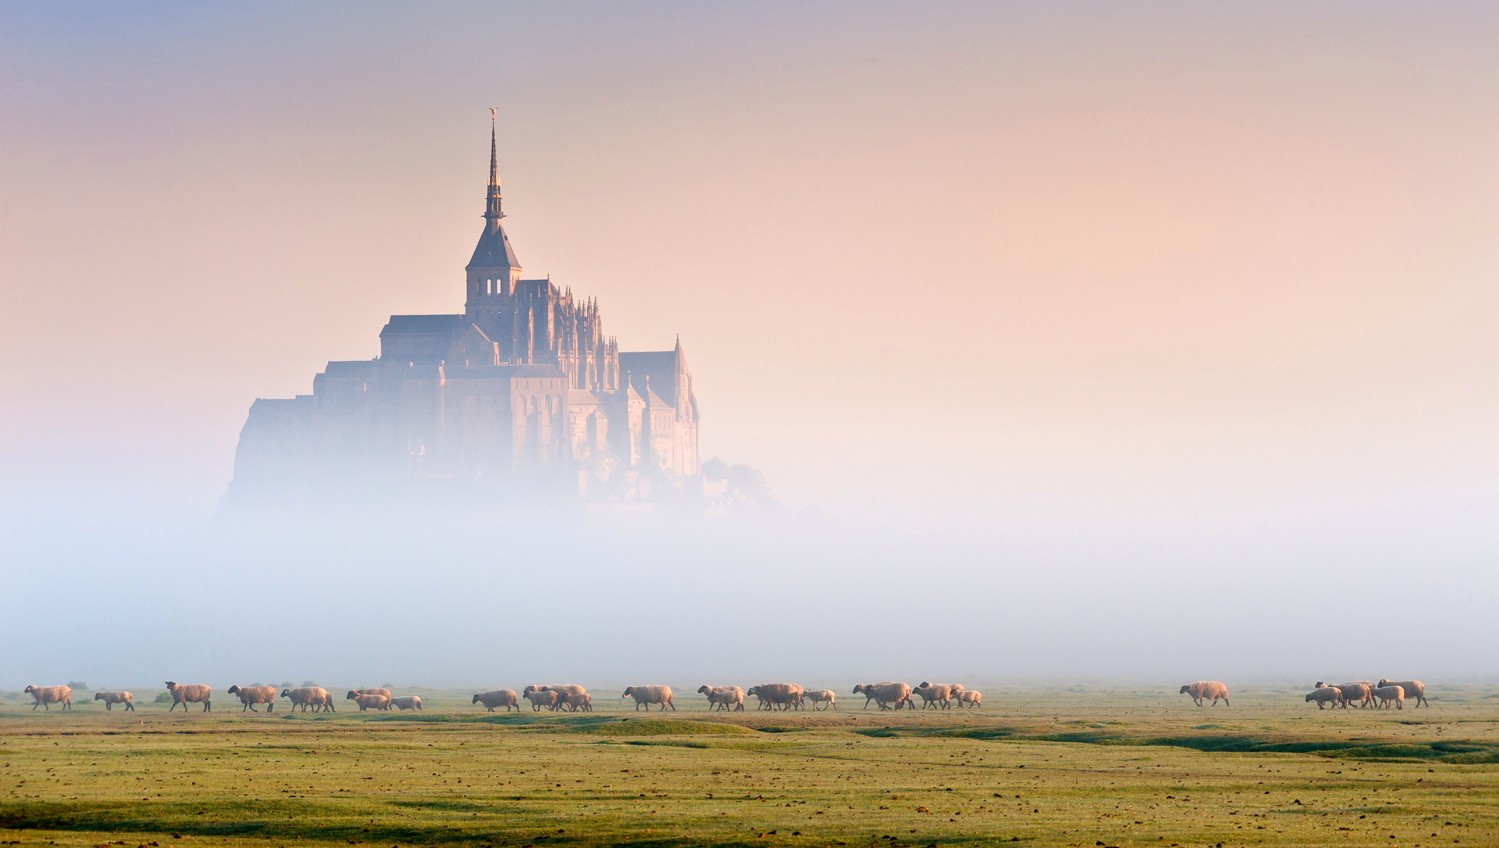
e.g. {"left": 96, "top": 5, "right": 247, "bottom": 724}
{"left": 226, "top": 684, "right": 277, "bottom": 713}
{"left": 1377, "top": 679, "right": 1428, "bottom": 708}
{"left": 280, "top": 687, "right": 333, "bottom": 713}
{"left": 745, "top": 683, "right": 804, "bottom": 711}
{"left": 622, "top": 685, "right": 675, "bottom": 712}
{"left": 802, "top": 689, "right": 837, "bottom": 710}
{"left": 913, "top": 682, "right": 955, "bottom": 710}
{"left": 1305, "top": 687, "right": 1344, "bottom": 710}
{"left": 697, "top": 685, "right": 745, "bottom": 712}
{"left": 164, "top": 681, "right": 212, "bottom": 712}
{"left": 534, "top": 684, "right": 590, "bottom": 711}
{"left": 349, "top": 687, "right": 392, "bottom": 699}
{"left": 1372, "top": 684, "right": 1405, "bottom": 710}
{"left": 1178, "top": 681, "right": 1229, "bottom": 707}
{"left": 522, "top": 687, "right": 561, "bottom": 711}
{"left": 390, "top": 695, "right": 422, "bottom": 711}
{"left": 348, "top": 691, "right": 392, "bottom": 712}
{"left": 852, "top": 682, "right": 911, "bottom": 711}
{"left": 93, "top": 690, "right": 134, "bottom": 711}
{"left": 472, "top": 689, "right": 520, "bottom": 712}
{"left": 1316, "top": 681, "right": 1372, "bottom": 709}
{"left": 956, "top": 690, "right": 983, "bottom": 708}
{"left": 23, "top": 684, "right": 72, "bottom": 711}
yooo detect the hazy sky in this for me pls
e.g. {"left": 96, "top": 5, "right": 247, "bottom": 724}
{"left": 2, "top": 3, "right": 1496, "bottom": 688}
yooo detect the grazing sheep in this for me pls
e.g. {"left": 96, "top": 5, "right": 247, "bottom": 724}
{"left": 913, "top": 682, "right": 955, "bottom": 710}
{"left": 164, "top": 681, "right": 212, "bottom": 712}
{"left": 280, "top": 687, "right": 334, "bottom": 713}
{"left": 472, "top": 689, "right": 520, "bottom": 712}
{"left": 697, "top": 685, "right": 745, "bottom": 712}
{"left": 23, "top": 685, "right": 72, "bottom": 711}
{"left": 853, "top": 682, "right": 912, "bottom": 711}
{"left": 1377, "top": 679, "right": 1428, "bottom": 708}
{"left": 956, "top": 690, "right": 983, "bottom": 708}
{"left": 1372, "top": 684, "right": 1405, "bottom": 710}
{"left": 746, "top": 683, "right": 804, "bottom": 711}
{"left": 390, "top": 695, "right": 422, "bottom": 711}
{"left": 802, "top": 689, "right": 837, "bottom": 710}
{"left": 1305, "top": 687, "right": 1344, "bottom": 710}
{"left": 1178, "top": 681, "right": 1229, "bottom": 707}
{"left": 348, "top": 691, "right": 392, "bottom": 712}
{"left": 622, "top": 685, "right": 675, "bottom": 712}
{"left": 522, "top": 687, "right": 561, "bottom": 711}
{"left": 227, "top": 685, "right": 277, "bottom": 713}
{"left": 1316, "top": 681, "right": 1372, "bottom": 709}
{"left": 561, "top": 691, "right": 593, "bottom": 712}
{"left": 93, "top": 690, "right": 134, "bottom": 711}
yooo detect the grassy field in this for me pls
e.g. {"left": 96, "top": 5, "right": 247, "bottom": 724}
{"left": 2, "top": 684, "right": 1497, "bottom": 847}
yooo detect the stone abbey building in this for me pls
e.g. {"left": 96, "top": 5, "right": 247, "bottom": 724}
{"left": 231, "top": 123, "right": 700, "bottom": 502}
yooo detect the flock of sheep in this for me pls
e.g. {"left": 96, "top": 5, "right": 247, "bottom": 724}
{"left": 1175, "top": 679, "right": 1430, "bottom": 711}
{"left": 1303, "top": 679, "right": 1428, "bottom": 710}
{"left": 18, "top": 681, "right": 984, "bottom": 714}
{"left": 20, "top": 679, "right": 1428, "bottom": 713}
{"left": 475, "top": 682, "right": 980, "bottom": 712}
{"left": 16, "top": 683, "right": 423, "bottom": 713}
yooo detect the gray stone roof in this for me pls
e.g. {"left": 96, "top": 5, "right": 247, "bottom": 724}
{"left": 380, "top": 314, "right": 463, "bottom": 337}
{"left": 467, "top": 224, "right": 521, "bottom": 271}
{"left": 322, "top": 360, "right": 377, "bottom": 378}
{"left": 620, "top": 351, "right": 679, "bottom": 406}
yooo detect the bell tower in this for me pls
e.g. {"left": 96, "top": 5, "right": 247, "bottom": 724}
{"left": 465, "top": 109, "right": 522, "bottom": 317}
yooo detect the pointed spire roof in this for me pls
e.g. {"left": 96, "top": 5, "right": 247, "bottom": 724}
{"left": 468, "top": 109, "right": 521, "bottom": 273}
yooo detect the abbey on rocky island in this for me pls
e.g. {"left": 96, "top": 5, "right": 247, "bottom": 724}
{"left": 231, "top": 120, "right": 700, "bottom": 503}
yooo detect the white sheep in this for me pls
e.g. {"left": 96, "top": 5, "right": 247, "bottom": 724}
{"left": 280, "top": 687, "right": 333, "bottom": 713}
{"left": 1305, "top": 687, "right": 1343, "bottom": 710}
{"left": 956, "top": 690, "right": 983, "bottom": 708}
{"left": 93, "top": 690, "right": 134, "bottom": 711}
{"left": 472, "top": 689, "right": 520, "bottom": 712}
{"left": 1377, "top": 679, "right": 1427, "bottom": 708}
{"left": 561, "top": 691, "right": 592, "bottom": 712}
{"left": 164, "top": 681, "right": 212, "bottom": 712}
{"left": 1316, "top": 681, "right": 1372, "bottom": 709}
{"left": 227, "top": 685, "right": 277, "bottom": 713}
{"left": 746, "top": 683, "right": 803, "bottom": 711}
{"left": 349, "top": 687, "right": 392, "bottom": 699}
{"left": 622, "top": 685, "right": 675, "bottom": 712}
{"left": 1178, "top": 681, "right": 1229, "bottom": 707}
{"left": 390, "top": 695, "right": 422, "bottom": 711}
{"left": 522, "top": 686, "right": 561, "bottom": 711}
{"left": 348, "top": 691, "right": 392, "bottom": 711}
{"left": 1372, "top": 684, "right": 1405, "bottom": 710}
{"left": 24, "top": 685, "right": 72, "bottom": 711}
{"left": 697, "top": 685, "right": 745, "bottom": 712}
{"left": 802, "top": 689, "right": 837, "bottom": 710}
{"left": 852, "top": 682, "right": 911, "bottom": 711}
{"left": 913, "top": 682, "right": 955, "bottom": 710}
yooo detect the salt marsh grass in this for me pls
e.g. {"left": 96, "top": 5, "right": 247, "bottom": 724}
{"left": 2, "top": 684, "right": 1496, "bottom": 846}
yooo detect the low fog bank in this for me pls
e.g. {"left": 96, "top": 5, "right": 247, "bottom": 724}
{"left": 6, "top": 490, "right": 1496, "bottom": 693}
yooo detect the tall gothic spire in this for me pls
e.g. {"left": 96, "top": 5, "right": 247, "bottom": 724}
{"left": 485, "top": 107, "right": 504, "bottom": 229}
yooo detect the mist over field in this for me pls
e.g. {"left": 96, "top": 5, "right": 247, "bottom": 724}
{"left": 5, "top": 478, "right": 1495, "bottom": 690}
{"left": 4, "top": 3, "right": 1498, "bottom": 691}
